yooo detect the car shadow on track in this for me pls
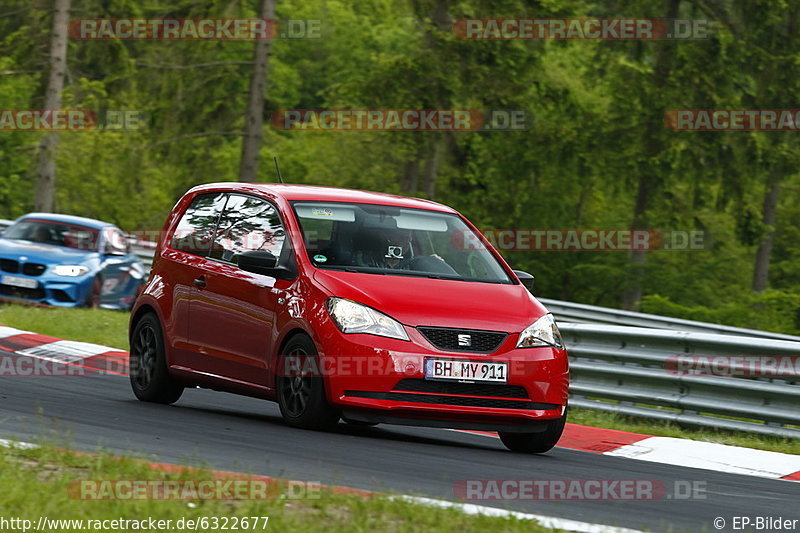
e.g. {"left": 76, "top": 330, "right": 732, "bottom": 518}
{"left": 132, "top": 398, "right": 510, "bottom": 453}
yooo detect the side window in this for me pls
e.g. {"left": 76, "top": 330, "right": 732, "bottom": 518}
{"left": 170, "top": 193, "right": 227, "bottom": 256}
{"left": 209, "top": 195, "right": 286, "bottom": 264}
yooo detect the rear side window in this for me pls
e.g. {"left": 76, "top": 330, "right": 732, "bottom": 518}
{"left": 208, "top": 195, "right": 286, "bottom": 264}
{"left": 170, "top": 193, "right": 227, "bottom": 256}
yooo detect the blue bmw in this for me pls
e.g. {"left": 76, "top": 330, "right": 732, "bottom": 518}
{"left": 0, "top": 213, "right": 146, "bottom": 309}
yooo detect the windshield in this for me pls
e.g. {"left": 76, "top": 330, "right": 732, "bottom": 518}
{"left": 3, "top": 219, "right": 100, "bottom": 251}
{"left": 292, "top": 202, "right": 513, "bottom": 284}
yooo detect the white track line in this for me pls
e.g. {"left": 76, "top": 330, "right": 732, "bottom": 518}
{"left": 0, "top": 439, "right": 38, "bottom": 450}
{"left": 451, "top": 429, "right": 800, "bottom": 481}
{"left": 394, "top": 495, "right": 647, "bottom": 533}
{"left": 17, "top": 340, "right": 119, "bottom": 361}
{"left": 605, "top": 437, "right": 800, "bottom": 479}
{"left": 0, "top": 326, "right": 32, "bottom": 339}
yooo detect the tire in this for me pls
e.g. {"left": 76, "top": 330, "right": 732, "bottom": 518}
{"left": 498, "top": 408, "right": 567, "bottom": 454}
{"left": 276, "top": 334, "right": 340, "bottom": 429}
{"left": 129, "top": 313, "right": 184, "bottom": 404}
{"left": 85, "top": 276, "right": 102, "bottom": 308}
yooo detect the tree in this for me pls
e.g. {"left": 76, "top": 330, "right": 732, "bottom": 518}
{"left": 239, "top": 0, "right": 275, "bottom": 182}
{"left": 33, "top": 0, "right": 70, "bottom": 212}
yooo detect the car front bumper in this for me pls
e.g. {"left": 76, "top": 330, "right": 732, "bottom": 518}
{"left": 0, "top": 275, "right": 92, "bottom": 307}
{"left": 309, "top": 322, "right": 569, "bottom": 430}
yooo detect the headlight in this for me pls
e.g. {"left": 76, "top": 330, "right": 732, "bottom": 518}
{"left": 52, "top": 265, "right": 90, "bottom": 277}
{"left": 516, "top": 314, "right": 564, "bottom": 349}
{"left": 326, "top": 297, "right": 409, "bottom": 341}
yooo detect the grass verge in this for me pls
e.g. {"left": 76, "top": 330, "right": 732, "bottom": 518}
{"left": 0, "top": 442, "right": 555, "bottom": 533}
{"left": 1, "top": 303, "right": 798, "bottom": 455}
{"left": 0, "top": 304, "right": 129, "bottom": 350}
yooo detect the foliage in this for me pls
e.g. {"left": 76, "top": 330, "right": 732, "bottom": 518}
{"left": 1, "top": 0, "right": 799, "bottom": 329}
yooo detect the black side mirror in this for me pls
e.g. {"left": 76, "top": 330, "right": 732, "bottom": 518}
{"left": 238, "top": 250, "right": 295, "bottom": 280}
{"left": 513, "top": 270, "right": 535, "bottom": 292}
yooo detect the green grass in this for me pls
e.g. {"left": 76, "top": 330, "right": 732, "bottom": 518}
{"left": 0, "top": 304, "right": 129, "bottom": 349}
{"left": 1, "top": 303, "right": 798, "bottom": 455}
{"left": 0, "top": 442, "right": 556, "bottom": 533}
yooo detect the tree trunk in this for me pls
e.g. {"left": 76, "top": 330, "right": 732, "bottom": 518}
{"left": 620, "top": 176, "right": 652, "bottom": 310}
{"left": 620, "top": 0, "right": 680, "bottom": 310}
{"left": 34, "top": 0, "right": 71, "bottom": 212}
{"left": 402, "top": 155, "right": 420, "bottom": 195}
{"left": 238, "top": 0, "right": 275, "bottom": 182}
{"left": 751, "top": 169, "right": 781, "bottom": 291}
{"left": 422, "top": 136, "right": 442, "bottom": 199}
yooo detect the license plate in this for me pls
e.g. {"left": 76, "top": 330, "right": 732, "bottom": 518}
{"left": 425, "top": 358, "right": 507, "bottom": 383}
{"left": 1, "top": 275, "right": 38, "bottom": 289}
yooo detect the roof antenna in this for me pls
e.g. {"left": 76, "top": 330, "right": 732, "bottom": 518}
{"left": 273, "top": 156, "right": 285, "bottom": 184}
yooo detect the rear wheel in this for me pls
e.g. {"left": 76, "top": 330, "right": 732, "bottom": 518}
{"left": 498, "top": 408, "right": 567, "bottom": 453}
{"left": 276, "top": 334, "right": 340, "bottom": 429}
{"left": 129, "top": 313, "right": 184, "bottom": 404}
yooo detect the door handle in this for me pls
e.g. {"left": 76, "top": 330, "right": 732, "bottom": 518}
{"left": 193, "top": 275, "right": 207, "bottom": 288}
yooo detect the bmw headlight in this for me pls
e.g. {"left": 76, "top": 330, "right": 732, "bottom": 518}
{"left": 516, "top": 314, "right": 564, "bottom": 349}
{"left": 52, "top": 265, "right": 90, "bottom": 277}
{"left": 326, "top": 297, "right": 409, "bottom": 340}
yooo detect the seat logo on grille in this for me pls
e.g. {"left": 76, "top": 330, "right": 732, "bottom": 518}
{"left": 457, "top": 334, "right": 472, "bottom": 347}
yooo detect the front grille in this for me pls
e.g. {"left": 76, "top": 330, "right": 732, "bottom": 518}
{"left": 344, "top": 390, "right": 558, "bottom": 410}
{"left": 418, "top": 326, "right": 507, "bottom": 353}
{"left": 0, "top": 285, "right": 46, "bottom": 300}
{"left": 22, "top": 263, "right": 46, "bottom": 276}
{"left": 0, "top": 259, "right": 19, "bottom": 274}
{"left": 51, "top": 289, "right": 74, "bottom": 303}
{"left": 394, "top": 378, "right": 528, "bottom": 399}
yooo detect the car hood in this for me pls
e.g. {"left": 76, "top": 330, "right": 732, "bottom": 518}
{"left": 0, "top": 238, "right": 95, "bottom": 265}
{"left": 311, "top": 269, "right": 548, "bottom": 332}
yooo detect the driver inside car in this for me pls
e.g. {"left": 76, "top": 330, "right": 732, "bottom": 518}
{"left": 356, "top": 228, "right": 453, "bottom": 273}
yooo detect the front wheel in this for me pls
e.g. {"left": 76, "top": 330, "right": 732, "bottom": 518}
{"left": 129, "top": 313, "right": 184, "bottom": 404}
{"left": 276, "top": 334, "right": 340, "bottom": 429}
{"left": 498, "top": 408, "right": 567, "bottom": 453}
{"left": 84, "top": 276, "right": 102, "bottom": 308}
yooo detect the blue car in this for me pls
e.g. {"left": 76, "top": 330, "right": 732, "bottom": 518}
{"left": 0, "top": 213, "right": 146, "bottom": 309}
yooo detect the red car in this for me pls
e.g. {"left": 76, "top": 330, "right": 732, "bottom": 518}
{"left": 129, "top": 183, "right": 569, "bottom": 453}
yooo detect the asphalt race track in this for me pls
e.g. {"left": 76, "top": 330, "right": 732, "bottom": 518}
{"left": 1, "top": 374, "right": 798, "bottom": 533}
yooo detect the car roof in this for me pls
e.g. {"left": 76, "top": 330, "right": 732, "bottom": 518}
{"left": 18, "top": 212, "right": 115, "bottom": 230}
{"left": 187, "top": 183, "right": 458, "bottom": 213}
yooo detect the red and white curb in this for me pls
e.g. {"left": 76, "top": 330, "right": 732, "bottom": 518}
{"left": 457, "top": 425, "right": 800, "bottom": 482}
{"left": 0, "top": 325, "right": 127, "bottom": 376}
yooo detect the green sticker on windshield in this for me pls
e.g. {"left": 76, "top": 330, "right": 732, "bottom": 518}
{"left": 314, "top": 254, "right": 327, "bottom": 263}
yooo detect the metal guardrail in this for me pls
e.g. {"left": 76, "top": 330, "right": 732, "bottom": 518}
{"left": 562, "top": 323, "right": 800, "bottom": 439}
{"left": 131, "top": 239, "right": 156, "bottom": 269}
{"left": 541, "top": 297, "right": 800, "bottom": 342}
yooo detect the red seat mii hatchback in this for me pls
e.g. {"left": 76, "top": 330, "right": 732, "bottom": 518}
{"left": 129, "top": 183, "right": 569, "bottom": 452}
